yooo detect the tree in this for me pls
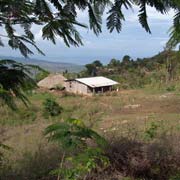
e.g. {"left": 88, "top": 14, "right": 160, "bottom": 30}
{"left": 93, "top": 60, "right": 103, "bottom": 67}
{"left": 85, "top": 63, "right": 97, "bottom": 76}
{"left": 163, "top": 49, "right": 180, "bottom": 82}
{"left": 1, "top": 0, "right": 180, "bottom": 58}
{"left": 122, "top": 55, "right": 131, "bottom": 64}
{"left": 108, "top": 58, "right": 120, "bottom": 68}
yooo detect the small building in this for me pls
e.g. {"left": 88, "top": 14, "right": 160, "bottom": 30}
{"left": 65, "top": 76, "right": 118, "bottom": 95}
{"left": 38, "top": 74, "right": 67, "bottom": 90}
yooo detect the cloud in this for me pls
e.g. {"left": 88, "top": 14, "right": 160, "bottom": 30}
{"left": 126, "top": 6, "right": 174, "bottom": 23}
{"left": 35, "top": 29, "right": 42, "bottom": 41}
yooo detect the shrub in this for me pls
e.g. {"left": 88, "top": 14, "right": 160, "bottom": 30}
{"left": 106, "top": 137, "right": 180, "bottom": 180}
{"left": 44, "top": 118, "right": 109, "bottom": 180}
{"left": 43, "top": 98, "right": 63, "bottom": 117}
{"left": 166, "top": 85, "right": 176, "bottom": 92}
{"left": 144, "top": 122, "right": 160, "bottom": 141}
{"left": 0, "top": 144, "right": 61, "bottom": 180}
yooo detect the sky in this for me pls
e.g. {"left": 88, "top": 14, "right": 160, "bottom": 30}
{"left": 0, "top": 6, "right": 175, "bottom": 65}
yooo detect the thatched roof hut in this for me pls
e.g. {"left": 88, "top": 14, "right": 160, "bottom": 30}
{"left": 37, "top": 74, "right": 67, "bottom": 89}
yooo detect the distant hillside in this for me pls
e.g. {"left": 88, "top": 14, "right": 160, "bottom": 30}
{"left": 0, "top": 56, "right": 84, "bottom": 73}
{"left": 79, "top": 50, "right": 180, "bottom": 89}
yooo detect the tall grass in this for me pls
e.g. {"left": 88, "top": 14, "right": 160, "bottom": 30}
{"left": 1, "top": 90, "right": 180, "bottom": 179}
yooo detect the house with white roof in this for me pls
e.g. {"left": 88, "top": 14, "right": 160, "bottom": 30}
{"left": 65, "top": 76, "right": 118, "bottom": 95}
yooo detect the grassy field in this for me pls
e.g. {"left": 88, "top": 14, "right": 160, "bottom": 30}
{"left": 1, "top": 89, "right": 180, "bottom": 179}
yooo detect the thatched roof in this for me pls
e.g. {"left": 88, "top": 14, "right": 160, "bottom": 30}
{"left": 37, "top": 74, "right": 67, "bottom": 89}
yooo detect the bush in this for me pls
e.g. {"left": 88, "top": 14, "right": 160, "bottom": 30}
{"left": 43, "top": 98, "right": 63, "bottom": 117}
{"left": 44, "top": 118, "right": 109, "bottom": 180}
{"left": 106, "top": 137, "right": 180, "bottom": 180}
{"left": 144, "top": 122, "right": 160, "bottom": 141}
{"left": 166, "top": 85, "right": 176, "bottom": 92}
{"left": 0, "top": 145, "right": 61, "bottom": 180}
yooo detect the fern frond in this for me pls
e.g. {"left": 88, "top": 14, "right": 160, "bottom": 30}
{"left": 107, "top": 0, "right": 132, "bottom": 33}
{"left": 0, "top": 38, "right": 4, "bottom": 46}
{"left": 167, "top": 10, "right": 180, "bottom": 49}
{"left": 138, "top": 1, "right": 151, "bottom": 33}
{"left": 0, "top": 59, "right": 37, "bottom": 110}
{"left": 1, "top": 0, "right": 180, "bottom": 55}
{"left": 44, "top": 119, "right": 108, "bottom": 150}
{"left": 88, "top": 3, "right": 102, "bottom": 35}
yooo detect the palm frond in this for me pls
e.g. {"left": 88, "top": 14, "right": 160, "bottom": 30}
{"left": 0, "top": 38, "right": 4, "bottom": 46}
{"left": 21, "top": 23, "right": 34, "bottom": 41}
{"left": 1, "top": 0, "right": 180, "bottom": 55}
{"left": 167, "top": 10, "right": 180, "bottom": 49}
{"left": 88, "top": 3, "right": 102, "bottom": 35}
{"left": 42, "top": 19, "right": 84, "bottom": 46}
{"left": 107, "top": 0, "right": 126, "bottom": 33}
{"left": 138, "top": 1, "right": 151, "bottom": 33}
{"left": 44, "top": 118, "right": 108, "bottom": 150}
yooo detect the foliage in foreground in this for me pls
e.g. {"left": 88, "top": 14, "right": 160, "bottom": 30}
{"left": 1, "top": 132, "right": 180, "bottom": 180}
{"left": 106, "top": 136, "right": 180, "bottom": 180}
{"left": 0, "top": 59, "right": 37, "bottom": 110}
{"left": 1, "top": 0, "right": 180, "bottom": 57}
{"left": 44, "top": 118, "right": 109, "bottom": 180}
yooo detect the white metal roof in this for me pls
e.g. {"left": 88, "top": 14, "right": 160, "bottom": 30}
{"left": 76, "top": 76, "right": 118, "bottom": 88}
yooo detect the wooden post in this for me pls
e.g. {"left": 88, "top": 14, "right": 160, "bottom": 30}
{"left": 101, "top": 87, "right": 103, "bottom": 93}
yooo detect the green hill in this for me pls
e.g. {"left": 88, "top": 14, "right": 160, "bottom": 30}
{"left": 79, "top": 50, "right": 180, "bottom": 90}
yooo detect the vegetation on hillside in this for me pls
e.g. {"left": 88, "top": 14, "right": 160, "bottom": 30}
{"left": 79, "top": 50, "right": 180, "bottom": 90}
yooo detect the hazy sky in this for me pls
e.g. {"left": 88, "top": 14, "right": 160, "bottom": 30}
{"left": 0, "top": 6, "right": 174, "bottom": 65}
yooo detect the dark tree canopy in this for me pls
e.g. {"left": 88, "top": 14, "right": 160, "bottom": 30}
{"left": 93, "top": 60, "right": 103, "bottom": 67}
{"left": 108, "top": 58, "right": 120, "bottom": 67}
{"left": 1, "top": 0, "right": 180, "bottom": 57}
{"left": 122, "top": 55, "right": 131, "bottom": 63}
{"left": 85, "top": 63, "right": 97, "bottom": 76}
